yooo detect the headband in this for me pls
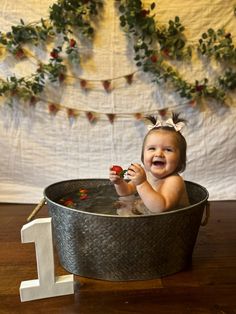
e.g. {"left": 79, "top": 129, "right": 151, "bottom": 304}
{"left": 147, "top": 118, "right": 185, "bottom": 132}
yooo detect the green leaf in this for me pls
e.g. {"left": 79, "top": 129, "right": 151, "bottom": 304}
{"left": 140, "top": 42, "right": 148, "bottom": 50}
{"left": 120, "top": 170, "right": 127, "bottom": 178}
{"left": 207, "top": 28, "right": 214, "bottom": 36}
{"left": 151, "top": 3, "right": 156, "bottom": 10}
{"left": 175, "top": 16, "right": 180, "bottom": 23}
{"left": 175, "top": 39, "right": 185, "bottom": 49}
{"left": 120, "top": 20, "right": 126, "bottom": 27}
{"left": 119, "top": 5, "right": 125, "bottom": 13}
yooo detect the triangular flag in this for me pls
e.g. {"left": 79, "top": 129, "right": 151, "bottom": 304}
{"left": 48, "top": 103, "right": 59, "bottom": 115}
{"left": 102, "top": 80, "right": 111, "bottom": 92}
{"left": 158, "top": 109, "right": 168, "bottom": 117}
{"left": 125, "top": 74, "right": 134, "bottom": 85}
{"left": 134, "top": 113, "right": 143, "bottom": 120}
{"left": 86, "top": 111, "right": 97, "bottom": 124}
{"left": 107, "top": 113, "right": 115, "bottom": 124}
{"left": 80, "top": 79, "right": 87, "bottom": 90}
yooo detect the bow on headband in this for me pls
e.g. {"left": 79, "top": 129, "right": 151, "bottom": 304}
{"left": 147, "top": 118, "right": 185, "bottom": 132}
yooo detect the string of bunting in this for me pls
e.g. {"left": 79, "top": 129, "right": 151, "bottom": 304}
{"left": 27, "top": 96, "right": 170, "bottom": 124}
{"left": 49, "top": 107, "right": 169, "bottom": 124}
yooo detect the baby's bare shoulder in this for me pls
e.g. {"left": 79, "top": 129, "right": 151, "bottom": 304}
{"left": 164, "top": 174, "right": 184, "bottom": 183}
{"left": 161, "top": 174, "right": 185, "bottom": 191}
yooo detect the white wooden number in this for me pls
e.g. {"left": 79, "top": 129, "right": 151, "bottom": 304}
{"left": 20, "top": 218, "right": 74, "bottom": 302}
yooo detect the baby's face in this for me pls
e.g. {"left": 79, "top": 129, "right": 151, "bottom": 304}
{"left": 143, "top": 130, "right": 180, "bottom": 179}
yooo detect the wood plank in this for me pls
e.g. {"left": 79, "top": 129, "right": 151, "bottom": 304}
{"left": 0, "top": 201, "right": 236, "bottom": 313}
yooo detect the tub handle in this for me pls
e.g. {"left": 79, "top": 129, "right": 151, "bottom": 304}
{"left": 201, "top": 201, "right": 210, "bottom": 226}
{"left": 27, "top": 198, "right": 46, "bottom": 222}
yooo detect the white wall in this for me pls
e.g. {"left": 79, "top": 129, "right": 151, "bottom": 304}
{"left": 0, "top": 0, "right": 235, "bottom": 203}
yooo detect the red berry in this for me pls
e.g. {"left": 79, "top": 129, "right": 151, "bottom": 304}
{"left": 80, "top": 188, "right": 88, "bottom": 194}
{"left": 150, "top": 55, "right": 158, "bottom": 63}
{"left": 50, "top": 50, "right": 59, "bottom": 59}
{"left": 70, "top": 39, "right": 76, "bottom": 47}
{"left": 195, "top": 84, "right": 204, "bottom": 92}
{"left": 80, "top": 194, "right": 88, "bottom": 200}
{"left": 112, "top": 165, "right": 123, "bottom": 176}
{"left": 64, "top": 199, "right": 74, "bottom": 207}
{"left": 162, "top": 48, "right": 169, "bottom": 57}
{"left": 15, "top": 47, "right": 25, "bottom": 59}
{"left": 140, "top": 9, "right": 149, "bottom": 18}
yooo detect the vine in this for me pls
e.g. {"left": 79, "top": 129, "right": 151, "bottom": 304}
{"left": 0, "top": 0, "right": 103, "bottom": 102}
{"left": 118, "top": 0, "right": 236, "bottom": 103}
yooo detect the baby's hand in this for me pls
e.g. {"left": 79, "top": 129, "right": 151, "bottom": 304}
{"left": 127, "top": 163, "right": 146, "bottom": 186}
{"left": 109, "top": 165, "right": 124, "bottom": 185}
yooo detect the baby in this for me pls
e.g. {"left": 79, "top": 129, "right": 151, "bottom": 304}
{"left": 109, "top": 112, "right": 190, "bottom": 215}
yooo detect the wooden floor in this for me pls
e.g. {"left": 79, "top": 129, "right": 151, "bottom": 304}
{"left": 0, "top": 201, "right": 236, "bottom": 314}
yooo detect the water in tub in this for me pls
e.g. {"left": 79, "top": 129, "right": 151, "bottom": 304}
{"left": 57, "top": 183, "right": 150, "bottom": 216}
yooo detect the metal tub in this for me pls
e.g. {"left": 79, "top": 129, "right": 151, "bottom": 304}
{"left": 44, "top": 179, "right": 209, "bottom": 281}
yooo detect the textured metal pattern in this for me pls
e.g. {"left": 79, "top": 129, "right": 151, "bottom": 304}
{"left": 44, "top": 180, "right": 208, "bottom": 281}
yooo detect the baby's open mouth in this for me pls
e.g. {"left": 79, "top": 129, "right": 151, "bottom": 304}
{"left": 153, "top": 160, "right": 165, "bottom": 167}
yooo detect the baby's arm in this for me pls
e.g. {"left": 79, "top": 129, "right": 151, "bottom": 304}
{"left": 109, "top": 166, "right": 136, "bottom": 196}
{"left": 137, "top": 176, "right": 185, "bottom": 212}
{"left": 127, "top": 164, "right": 185, "bottom": 213}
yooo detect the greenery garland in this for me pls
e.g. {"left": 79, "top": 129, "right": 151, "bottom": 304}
{"left": 0, "top": 0, "right": 103, "bottom": 103}
{"left": 0, "top": 0, "right": 236, "bottom": 107}
{"left": 118, "top": 0, "right": 236, "bottom": 103}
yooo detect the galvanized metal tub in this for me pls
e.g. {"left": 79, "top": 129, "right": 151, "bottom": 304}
{"left": 44, "top": 179, "right": 209, "bottom": 281}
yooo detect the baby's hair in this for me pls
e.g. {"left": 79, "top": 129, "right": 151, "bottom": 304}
{"left": 172, "top": 112, "right": 187, "bottom": 126}
{"left": 141, "top": 112, "right": 187, "bottom": 173}
{"left": 145, "top": 112, "right": 187, "bottom": 128}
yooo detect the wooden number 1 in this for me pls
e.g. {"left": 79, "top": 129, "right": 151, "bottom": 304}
{"left": 20, "top": 218, "right": 74, "bottom": 302}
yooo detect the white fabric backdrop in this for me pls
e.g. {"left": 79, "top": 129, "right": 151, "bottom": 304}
{"left": 0, "top": 0, "right": 236, "bottom": 203}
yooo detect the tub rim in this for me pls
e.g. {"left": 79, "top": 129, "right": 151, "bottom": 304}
{"left": 44, "top": 178, "right": 209, "bottom": 218}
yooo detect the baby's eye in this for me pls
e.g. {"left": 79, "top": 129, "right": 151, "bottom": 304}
{"left": 165, "top": 147, "right": 174, "bottom": 152}
{"left": 147, "top": 147, "right": 155, "bottom": 151}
